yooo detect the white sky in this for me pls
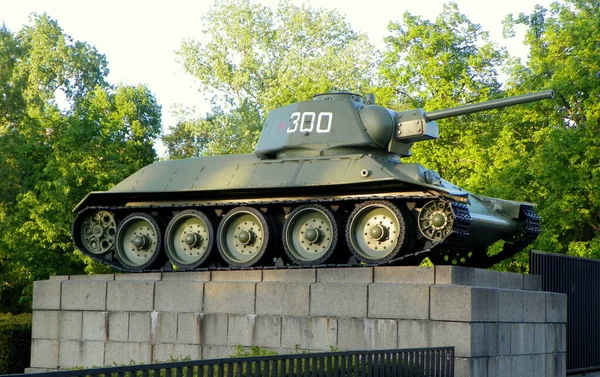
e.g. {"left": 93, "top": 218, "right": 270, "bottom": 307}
{"left": 1, "top": 0, "right": 554, "bottom": 153}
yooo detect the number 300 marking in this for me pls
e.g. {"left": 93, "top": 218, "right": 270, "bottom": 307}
{"left": 287, "top": 112, "right": 333, "bottom": 134}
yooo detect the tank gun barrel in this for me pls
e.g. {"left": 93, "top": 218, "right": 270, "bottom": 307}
{"left": 425, "top": 90, "right": 554, "bottom": 121}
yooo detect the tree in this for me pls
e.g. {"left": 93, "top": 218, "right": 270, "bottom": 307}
{"left": 0, "top": 15, "right": 161, "bottom": 311}
{"left": 503, "top": 0, "right": 600, "bottom": 261}
{"left": 378, "top": 3, "right": 565, "bottom": 271}
{"left": 379, "top": 3, "right": 509, "bottom": 190}
{"left": 165, "top": 0, "right": 376, "bottom": 158}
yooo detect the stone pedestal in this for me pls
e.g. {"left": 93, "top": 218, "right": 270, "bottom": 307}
{"left": 29, "top": 266, "right": 566, "bottom": 376}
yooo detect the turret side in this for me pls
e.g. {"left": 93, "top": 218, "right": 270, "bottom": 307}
{"left": 254, "top": 94, "right": 390, "bottom": 158}
{"left": 254, "top": 90, "right": 553, "bottom": 159}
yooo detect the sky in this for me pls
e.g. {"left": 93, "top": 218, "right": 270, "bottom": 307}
{"left": 1, "top": 0, "right": 555, "bottom": 154}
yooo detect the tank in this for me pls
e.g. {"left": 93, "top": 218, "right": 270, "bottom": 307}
{"left": 72, "top": 90, "right": 554, "bottom": 272}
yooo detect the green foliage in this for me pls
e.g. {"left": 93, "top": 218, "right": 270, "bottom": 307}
{"left": 165, "top": 0, "right": 376, "bottom": 158}
{"left": 500, "top": 0, "right": 600, "bottom": 262}
{"left": 230, "top": 345, "right": 279, "bottom": 358}
{"left": 0, "top": 14, "right": 161, "bottom": 310}
{"left": 377, "top": 0, "right": 600, "bottom": 270}
{"left": 0, "top": 313, "right": 32, "bottom": 374}
{"left": 228, "top": 347, "right": 424, "bottom": 377}
{"left": 380, "top": 3, "right": 509, "bottom": 190}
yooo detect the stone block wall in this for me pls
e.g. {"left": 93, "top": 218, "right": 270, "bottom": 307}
{"left": 29, "top": 266, "right": 566, "bottom": 377}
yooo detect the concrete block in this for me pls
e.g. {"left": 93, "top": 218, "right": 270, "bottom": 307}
{"left": 161, "top": 271, "right": 210, "bottom": 281}
{"left": 373, "top": 266, "right": 434, "bottom": 284}
{"left": 546, "top": 353, "right": 566, "bottom": 377}
{"left": 262, "top": 269, "right": 315, "bottom": 282}
{"left": 435, "top": 266, "right": 474, "bottom": 285}
{"left": 281, "top": 317, "right": 337, "bottom": 350}
{"left": 105, "top": 342, "right": 152, "bottom": 366}
{"left": 511, "top": 355, "right": 534, "bottom": 377}
{"left": 227, "top": 314, "right": 281, "bottom": 348}
{"left": 448, "top": 322, "right": 487, "bottom": 357}
{"left": 49, "top": 275, "right": 70, "bottom": 281}
{"left": 129, "top": 312, "right": 152, "bottom": 343}
{"left": 256, "top": 282, "right": 310, "bottom": 316}
{"left": 483, "top": 323, "right": 499, "bottom": 357}
{"left": 200, "top": 314, "right": 229, "bottom": 346}
{"left": 546, "top": 292, "right": 567, "bottom": 323}
{"left": 177, "top": 313, "right": 201, "bottom": 344}
{"left": 82, "top": 311, "right": 108, "bottom": 341}
{"left": 32, "top": 311, "right": 59, "bottom": 339}
{"left": 69, "top": 274, "right": 114, "bottom": 280}
{"left": 204, "top": 282, "right": 256, "bottom": 314}
{"left": 511, "top": 323, "right": 535, "bottom": 355}
{"left": 532, "top": 353, "right": 546, "bottom": 377}
{"left": 534, "top": 323, "right": 546, "bottom": 354}
{"left": 61, "top": 280, "right": 107, "bottom": 311}
{"left": 58, "top": 340, "right": 104, "bottom": 369}
{"left": 546, "top": 323, "right": 566, "bottom": 353}
{"left": 524, "top": 274, "right": 542, "bottom": 291}
{"left": 108, "top": 311, "right": 129, "bottom": 341}
{"left": 153, "top": 312, "right": 178, "bottom": 344}
{"left": 107, "top": 281, "right": 154, "bottom": 312}
{"left": 32, "top": 281, "right": 61, "bottom": 310}
{"left": 496, "top": 356, "right": 512, "bottom": 377}
{"left": 397, "top": 320, "right": 431, "bottom": 349}
{"left": 154, "top": 281, "right": 203, "bottom": 312}
{"left": 559, "top": 324, "right": 567, "bottom": 353}
{"left": 153, "top": 344, "right": 201, "bottom": 362}
{"left": 485, "top": 356, "right": 498, "bottom": 377}
{"left": 397, "top": 320, "right": 490, "bottom": 358}
{"left": 25, "top": 368, "right": 56, "bottom": 373}
{"left": 523, "top": 291, "right": 546, "bottom": 323}
{"left": 59, "top": 311, "right": 82, "bottom": 340}
{"left": 316, "top": 267, "right": 372, "bottom": 283}
{"left": 474, "top": 269, "right": 500, "bottom": 288}
{"left": 202, "top": 345, "right": 236, "bottom": 360}
{"left": 455, "top": 357, "right": 488, "bottom": 377}
{"left": 499, "top": 272, "right": 524, "bottom": 290}
{"left": 337, "top": 318, "right": 397, "bottom": 350}
{"left": 498, "top": 289, "right": 524, "bottom": 322}
{"left": 430, "top": 285, "right": 498, "bottom": 322}
{"left": 211, "top": 270, "right": 262, "bottom": 282}
{"left": 114, "top": 272, "right": 161, "bottom": 281}
{"left": 498, "top": 323, "right": 511, "bottom": 356}
{"left": 30, "top": 339, "right": 59, "bottom": 368}
{"left": 368, "top": 283, "right": 429, "bottom": 319}
{"left": 310, "top": 283, "right": 367, "bottom": 317}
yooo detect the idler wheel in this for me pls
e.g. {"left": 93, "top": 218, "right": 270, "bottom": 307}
{"left": 346, "top": 200, "right": 408, "bottom": 264}
{"left": 418, "top": 200, "right": 455, "bottom": 241}
{"left": 165, "top": 210, "right": 215, "bottom": 269}
{"left": 115, "top": 212, "right": 163, "bottom": 271}
{"left": 80, "top": 210, "right": 116, "bottom": 255}
{"left": 282, "top": 204, "right": 339, "bottom": 266}
{"left": 217, "top": 206, "right": 273, "bottom": 267}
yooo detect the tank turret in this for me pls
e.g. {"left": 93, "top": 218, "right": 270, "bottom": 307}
{"left": 256, "top": 90, "right": 554, "bottom": 158}
{"left": 72, "top": 90, "right": 553, "bottom": 272}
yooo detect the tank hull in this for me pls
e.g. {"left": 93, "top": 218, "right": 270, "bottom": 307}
{"left": 73, "top": 154, "right": 539, "bottom": 271}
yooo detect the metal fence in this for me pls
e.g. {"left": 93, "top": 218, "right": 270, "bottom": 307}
{"left": 530, "top": 250, "right": 600, "bottom": 375}
{"left": 6, "top": 347, "right": 454, "bottom": 377}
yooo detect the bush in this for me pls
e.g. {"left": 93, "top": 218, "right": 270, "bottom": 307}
{"left": 0, "top": 313, "right": 32, "bottom": 374}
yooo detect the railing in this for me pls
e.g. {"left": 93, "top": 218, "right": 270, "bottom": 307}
{"left": 530, "top": 250, "right": 600, "bottom": 375}
{"left": 6, "top": 347, "right": 455, "bottom": 377}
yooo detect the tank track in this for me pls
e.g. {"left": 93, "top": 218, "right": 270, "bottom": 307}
{"left": 429, "top": 204, "right": 540, "bottom": 268}
{"left": 477, "top": 205, "right": 540, "bottom": 268}
{"left": 448, "top": 202, "right": 472, "bottom": 239}
{"left": 74, "top": 194, "right": 474, "bottom": 272}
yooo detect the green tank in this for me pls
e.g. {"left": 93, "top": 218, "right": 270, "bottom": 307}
{"left": 72, "top": 90, "right": 553, "bottom": 271}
